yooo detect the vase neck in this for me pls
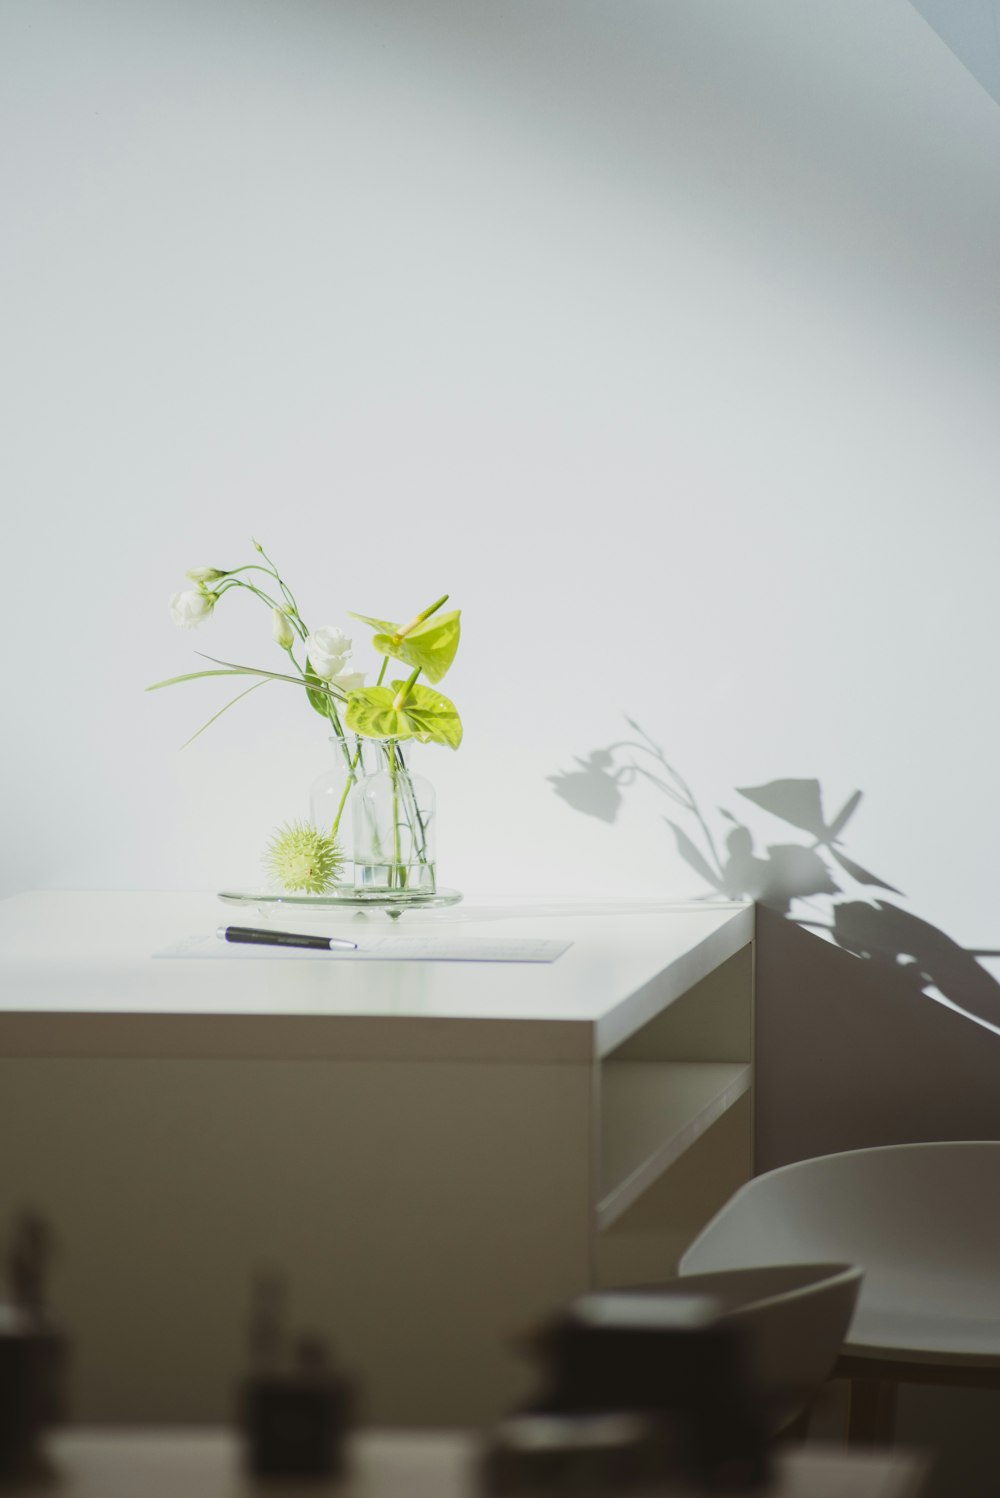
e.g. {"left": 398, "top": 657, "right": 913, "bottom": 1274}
{"left": 328, "top": 735, "right": 382, "bottom": 775}
{"left": 372, "top": 739, "right": 411, "bottom": 773}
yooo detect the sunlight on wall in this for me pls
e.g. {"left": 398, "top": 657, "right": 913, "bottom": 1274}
{"left": 2, "top": 0, "right": 999, "bottom": 959}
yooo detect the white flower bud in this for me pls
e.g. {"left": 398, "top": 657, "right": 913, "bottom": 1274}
{"left": 185, "top": 567, "right": 225, "bottom": 585}
{"left": 272, "top": 608, "right": 296, "bottom": 650}
{"left": 169, "top": 589, "right": 217, "bottom": 629}
{"left": 304, "top": 626, "right": 353, "bottom": 681}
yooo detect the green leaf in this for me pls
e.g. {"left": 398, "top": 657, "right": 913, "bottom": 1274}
{"left": 345, "top": 681, "right": 463, "bottom": 749}
{"left": 348, "top": 612, "right": 398, "bottom": 636}
{"left": 304, "top": 658, "right": 337, "bottom": 720}
{"left": 349, "top": 609, "right": 461, "bottom": 684}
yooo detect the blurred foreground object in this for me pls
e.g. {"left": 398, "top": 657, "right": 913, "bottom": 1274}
{"left": 0, "top": 1212, "right": 68, "bottom": 1479}
{"left": 239, "top": 1271, "right": 356, "bottom": 1479}
{"left": 482, "top": 1411, "right": 715, "bottom": 1495}
{"left": 0, "top": 1429, "right": 929, "bottom": 1497}
{"left": 485, "top": 1290, "right": 769, "bottom": 1491}
{"left": 656, "top": 1264, "right": 863, "bottom": 1436}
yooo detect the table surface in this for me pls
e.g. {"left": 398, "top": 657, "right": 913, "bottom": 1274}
{"left": 0, "top": 892, "right": 752, "bottom": 1060}
{"left": 5, "top": 1429, "right": 927, "bottom": 1498}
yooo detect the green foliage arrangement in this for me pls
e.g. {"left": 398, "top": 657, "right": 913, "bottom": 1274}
{"left": 150, "top": 540, "right": 462, "bottom": 750}
{"left": 148, "top": 540, "right": 462, "bottom": 891}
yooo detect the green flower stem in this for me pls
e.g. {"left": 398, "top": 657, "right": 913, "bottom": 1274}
{"left": 215, "top": 577, "right": 290, "bottom": 620}
{"left": 286, "top": 649, "right": 347, "bottom": 760}
{"left": 280, "top": 588, "right": 303, "bottom": 627}
{"left": 321, "top": 697, "right": 353, "bottom": 772}
{"left": 223, "top": 564, "right": 287, "bottom": 584}
{"left": 242, "top": 546, "right": 350, "bottom": 757}
{"left": 376, "top": 657, "right": 389, "bottom": 687}
{"left": 329, "top": 713, "right": 356, "bottom": 779}
{"left": 330, "top": 772, "right": 353, "bottom": 842}
{"left": 217, "top": 559, "right": 310, "bottom": 642}
{"left": 392, "top": 671, "right": 431, "bottom": 869}
{"left": 370, "top": 737, "right": 430, "bottom": 885}
{"left": 389, "top": 742, "right": 403, "bottom": 887}
{"left": 330, "top": 740, "right": 365, "bottom": 839}
{"left": 254, "top": 546, "right": 307, "bottom": 631}
{"left": 279, "top": 637, "right": 352, "bottom": 777}
{"left": 384, "top": 665, "right": 429, "bottom": 883}
{"left": 398, "top": 750, "right": 430, "bottom": 866}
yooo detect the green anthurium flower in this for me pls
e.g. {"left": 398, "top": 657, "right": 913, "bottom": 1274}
{"left": 345, "top": 681, "right": 463, "bottom": 749}
{"left": 349, "top": 604, "right": 460, "bottom": 684}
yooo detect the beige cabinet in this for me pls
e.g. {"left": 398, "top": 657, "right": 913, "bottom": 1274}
{"left": 0, "top": 893, "right": 753, "bottom": 1426}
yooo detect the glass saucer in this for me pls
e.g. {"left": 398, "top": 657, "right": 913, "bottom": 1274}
{"left": 218, "top": 887, "right": 463, "bottom": 920}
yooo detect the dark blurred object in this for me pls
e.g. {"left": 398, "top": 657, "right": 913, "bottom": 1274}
{"left": 247, "top": 1269, "right": 287, "bottom": 1372}
{"left": 242, "top": 1352, "right": 352, "bottom": 1481}
{"left": 659, "top": 1265, "right": 863, "bottom": 1438}
{"left": 239, "top": 1273, "right": 355, "bottom": 1480}
{"left": 484, "top": 1291, "right": 769, "bottom": 1493}
{"left": 7, "top": 1215, "right": 54, "bottom": 1321}
{"left": 482, "top": 1411, "right": 679, "bottom": 1495}
{"left": 0, "top": 1211, "right": 68, "bottom": 1479}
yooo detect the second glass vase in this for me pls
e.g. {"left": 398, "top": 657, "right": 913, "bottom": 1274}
{"left": 352, "top": 741, "right": 436, "bottom": 892}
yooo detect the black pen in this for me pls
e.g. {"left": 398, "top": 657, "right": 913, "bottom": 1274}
{"left": 217, "top": 925, "right": 358, "bottom": 952}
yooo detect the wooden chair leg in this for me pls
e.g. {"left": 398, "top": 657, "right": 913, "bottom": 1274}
{"left": 847, "top": 1377, "right": 897, "bottom": 1446}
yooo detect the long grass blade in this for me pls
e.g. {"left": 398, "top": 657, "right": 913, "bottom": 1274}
{"left": 146, "top": 668, "right": 263, "bottom": 691}
{"left": 194, "top": 654, "right": 348, "bottom": 702}
{"left": 180, "top": 678, "right": 270, "bottom": 749}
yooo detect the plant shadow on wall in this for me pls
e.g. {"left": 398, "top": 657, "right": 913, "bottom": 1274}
{"left": 549, "top": 720, "right": 1000, "bottom": 1032}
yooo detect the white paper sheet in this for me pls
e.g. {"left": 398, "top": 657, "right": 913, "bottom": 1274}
{"left": 155, "top": 932, "right": 571, "bottom": 963}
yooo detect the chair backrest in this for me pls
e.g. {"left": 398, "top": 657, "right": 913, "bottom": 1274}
{"left": 616, "top": 1263, "right": 862, "bottom": 1432}
{"left": 680, "top": 1142, "right": 1000, "bottom": 1321}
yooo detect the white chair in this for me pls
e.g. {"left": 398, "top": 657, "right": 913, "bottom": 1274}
{"left": 622, "top": 1263, "right": 863, "bottom": 1436}
{"left": 679, "top": 1142, "right": 1000, "bottom": 1442}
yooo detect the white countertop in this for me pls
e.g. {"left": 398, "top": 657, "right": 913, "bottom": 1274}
{"left": 0, "top": 892, "right": 752, "bottom": 1062}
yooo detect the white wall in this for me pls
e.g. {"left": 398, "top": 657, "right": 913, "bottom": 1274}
{"left": 3, "top": 0, "right": 1000, "bottom": 952}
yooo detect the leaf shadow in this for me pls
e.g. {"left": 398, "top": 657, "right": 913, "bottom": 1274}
{"left": 548, "top": 720, "right": 1000, "bottom": 1030}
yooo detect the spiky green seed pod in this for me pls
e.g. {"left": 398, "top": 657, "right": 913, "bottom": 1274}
{"left": 264, "top": 821, "right": 344, "bottom": 893}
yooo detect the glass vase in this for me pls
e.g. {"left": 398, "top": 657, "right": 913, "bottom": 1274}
{"left": 309, "top": 735, "right": 380, "bottom": 881}
{"left": 352, "top": 741, "right": 437, "bottom": 892}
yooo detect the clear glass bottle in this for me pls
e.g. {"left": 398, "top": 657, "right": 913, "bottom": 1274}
{"left": 352, "top": 741, "right": 436, "bottom": 892}
{"left": 309, "top": 735, "right": 379, "bottom": 880}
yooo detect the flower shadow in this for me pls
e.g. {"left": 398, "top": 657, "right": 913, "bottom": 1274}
{"left": 549, "top": 719, "right": 1000, "bottom": 1030}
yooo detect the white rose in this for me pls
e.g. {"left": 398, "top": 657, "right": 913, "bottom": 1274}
{"left": 305, "top": 626, "right": 352, "bottom": 680}
{"left": 169, "top": 589, "right": 216, "bottom": 629}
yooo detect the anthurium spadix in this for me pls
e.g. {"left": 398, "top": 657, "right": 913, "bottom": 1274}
{"left": 345, "top": 680, "right": 463, "bottom": 749}
{"left": 348, "top": 595, "right": 460, "bottom": 684}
